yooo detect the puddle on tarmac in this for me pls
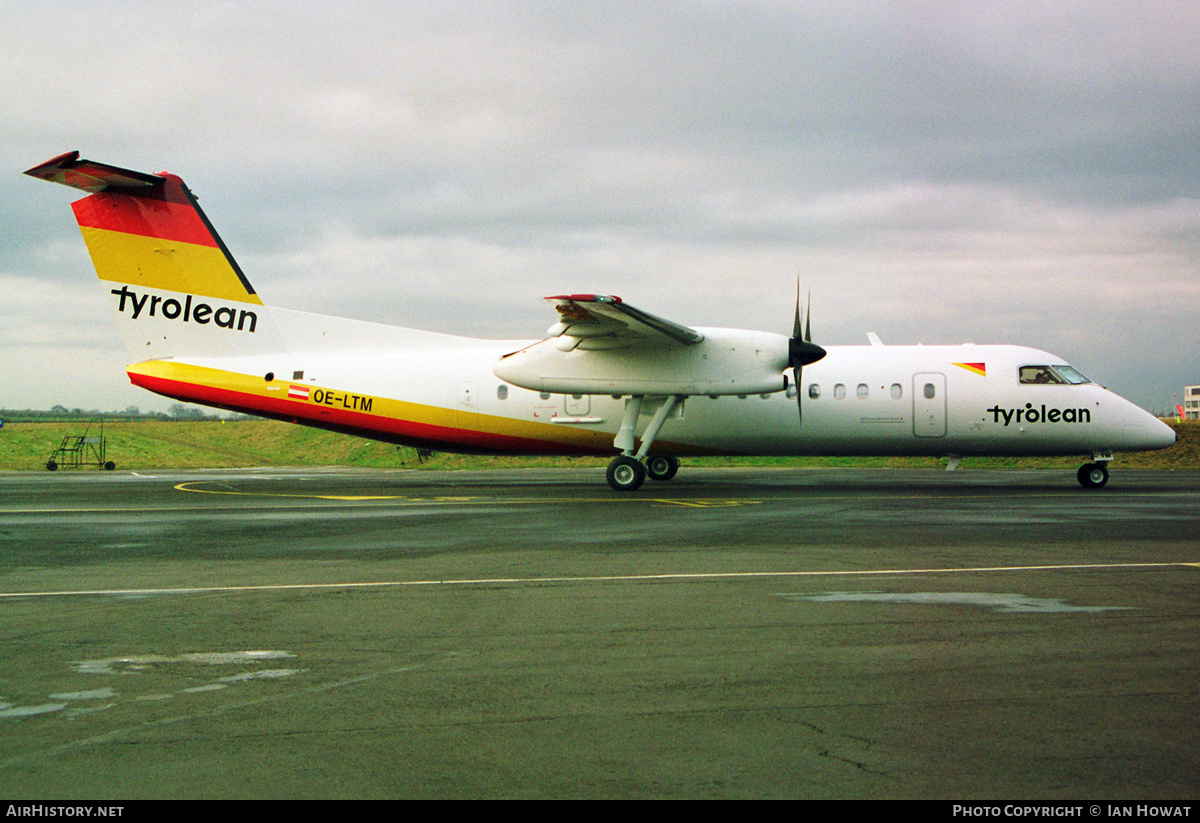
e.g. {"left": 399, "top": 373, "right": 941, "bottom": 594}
{"left": 780, "top": 591, "right": 1131, "bottom": 613}
{"left": 2, "top": 650, "right": 303, "bottom": 720}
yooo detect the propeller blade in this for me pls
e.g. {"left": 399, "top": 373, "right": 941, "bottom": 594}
{"left": 788, "top": 285, "right": 826, "bottom": 423}
{"left": 793, "top": 281, "right": 802, "bottom": 341}
{"left": 793, "top": 364, "right": 803, "bottom": 422}
{"left": 804, "top": 291, "right": 812, "bottom": 343}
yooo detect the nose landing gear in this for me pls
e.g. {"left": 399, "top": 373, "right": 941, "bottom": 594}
{"left": 1077, "top": 462, "right": 1110, "bottom": 488}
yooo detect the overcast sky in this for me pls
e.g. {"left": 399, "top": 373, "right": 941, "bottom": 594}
{"left": 2, "top": 0, "right": 1197, "bottom": 414}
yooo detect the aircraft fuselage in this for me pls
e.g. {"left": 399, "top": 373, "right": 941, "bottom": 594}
{"left": 126, "top": 312, "right": 1174, "bottom": 461}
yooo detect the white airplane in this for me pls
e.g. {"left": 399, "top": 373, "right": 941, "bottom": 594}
{"left": 26, "top": 151, "right": 1176, "bottom": 490}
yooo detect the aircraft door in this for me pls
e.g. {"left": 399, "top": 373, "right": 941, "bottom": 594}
{"left": 913, "top": 373, "right": 946, "bottom": 437}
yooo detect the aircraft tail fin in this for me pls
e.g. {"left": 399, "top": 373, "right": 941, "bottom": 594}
{"left": 26, "top": 151, "right": 280, "bottom": 359}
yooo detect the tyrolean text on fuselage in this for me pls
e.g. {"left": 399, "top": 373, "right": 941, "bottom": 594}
{"left": 987, "top": 404, "right": 1091, "bottom": 426}
{"left": 110, "top": 285, "right": 256, "bottom": 333}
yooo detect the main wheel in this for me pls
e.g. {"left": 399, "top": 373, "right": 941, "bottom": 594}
{"left": 46, "top": 460, "right": 58, "bottom": 471}
{"left": 1077, "top": 462, "right": 1109, "bottom": 488}
{"left": 606, "top": 456, "right": 646, "bottom": 491}
{"left": 646, "top": 455, "right": 679, "bottom": 481}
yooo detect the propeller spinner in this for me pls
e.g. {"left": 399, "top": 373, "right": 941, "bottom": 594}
{"left": 789, "top": 288, "right": 826, "bottom": 421}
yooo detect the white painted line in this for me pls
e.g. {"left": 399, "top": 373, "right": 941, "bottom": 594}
{"left": 1, "top": 562, "right": 1195, "bottom": 599}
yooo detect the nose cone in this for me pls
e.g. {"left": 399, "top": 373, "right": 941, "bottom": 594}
{"left": 1122, "top": 411, "right": 1177, "bottom": 451}
{"left": 1150, "top": 417, "right": 1178, "bottom": 449}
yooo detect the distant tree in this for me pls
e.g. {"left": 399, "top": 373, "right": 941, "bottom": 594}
{"left": 168, "top": 403, "right": 208, "bottom": 420}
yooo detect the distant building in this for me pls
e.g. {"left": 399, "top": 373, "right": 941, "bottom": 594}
{"left": 1185, "top": 386, "right": 1200, "bottom": 420}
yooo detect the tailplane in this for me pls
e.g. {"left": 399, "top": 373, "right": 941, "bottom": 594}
{"left": 26, "top": 151, "right": 282, "bottom": 359}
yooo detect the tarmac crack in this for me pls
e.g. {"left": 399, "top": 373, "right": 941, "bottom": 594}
{"left": 798, "top": 720, "right": 897, "bottom": 780}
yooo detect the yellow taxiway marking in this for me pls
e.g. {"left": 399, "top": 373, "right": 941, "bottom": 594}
{"left": 169, "top": 482, "right": 1046, "bottom": 508}
{"left": 173, "top": 482, "right": 399, "bottom": 501}
{"left": 1, "top": 562, "right": 1195, "bottom": 600}
{"left": 172, "top": 482, "right": 765, "bottom": 507}
{"left": 650, "top": 499, "right": 760, "bottom": 508}
{"left": 0, "top": 484, "right": 1169, "bottom": 515}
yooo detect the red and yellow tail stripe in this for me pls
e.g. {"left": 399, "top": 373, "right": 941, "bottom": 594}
{"left": 73, "top": 176, "right": 261, "bottom": 305}
{"left": 26, "top": 151, "right": 260, "bottom": 305}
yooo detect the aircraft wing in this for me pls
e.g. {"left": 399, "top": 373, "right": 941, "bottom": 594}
{"left": 495, "top": 294, "right": 789, "bottom": 396}
{"left": 544, "top": 294, "right": 704, "bottom": 352}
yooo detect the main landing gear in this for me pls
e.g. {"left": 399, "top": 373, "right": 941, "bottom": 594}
{"left": 1077, "top": 462, "right": 1109, "bottom": 488}
{"left": 607, "top": 455, "right": 647, "bottom": 491}
{"left": 646, "top": 454, "right": 680, "bottom": 481}
{"left": 605, "top": 454, "right": 681, "bottom": 492}
{"left": 605, "top": 395, "right": 684, "bottom": 491}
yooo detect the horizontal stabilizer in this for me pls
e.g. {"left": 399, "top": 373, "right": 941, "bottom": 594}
{"left": 25, "top": 151, "right": 163, "bottom": 193}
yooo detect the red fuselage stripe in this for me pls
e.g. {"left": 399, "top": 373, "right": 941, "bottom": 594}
{"left": 129, "top": 371, "right": 611, "bottom": 456}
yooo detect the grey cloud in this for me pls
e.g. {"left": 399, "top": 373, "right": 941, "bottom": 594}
{"left": 2, "top": 1, "right": 1196, "bottom": 413}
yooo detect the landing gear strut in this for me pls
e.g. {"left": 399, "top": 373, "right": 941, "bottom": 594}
{"left": 605, "top": 394, "right": 684, "bottom": 491}
{"left": 1077, "top": 462, "right": 1109, "bottom": 488}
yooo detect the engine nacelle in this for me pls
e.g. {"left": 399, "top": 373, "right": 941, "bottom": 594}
{"left": 494, "top": 328, "right": 790, "bottom": 396}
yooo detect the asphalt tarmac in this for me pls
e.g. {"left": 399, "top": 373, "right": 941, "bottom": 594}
{"left": 1, "top": 466, "right": 1197, "bottom": 799}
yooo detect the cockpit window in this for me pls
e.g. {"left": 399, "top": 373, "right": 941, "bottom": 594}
{"left": 1020, "top": 366, "right": 1063, "bottom": 384}
{"left": 1020, "top": 365, "right": 1092, "bottom": 385}
{"left": 1053, "top": 365, "right": 1092, "bottom": 384}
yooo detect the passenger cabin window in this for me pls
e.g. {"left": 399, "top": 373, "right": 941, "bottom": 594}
{"left": 1020, "top": 365, "right": 1092, "bottom": 385}
{"left": 808, "top": 384, "right": 820, "bottom": 400}
{"left": 497, "top": 385, "right": 508, "bottom": 400}
{"left": 923, "top": 383, "right": 936, "bottom": 399}
{"left": 834, "top": 383, "right": 847, "bottom": 400}
{"left": 856, "top": 384, "right": 869, "bottom": 399}
{"left": 890, "top": 383, "right": 903, "bottom": 400}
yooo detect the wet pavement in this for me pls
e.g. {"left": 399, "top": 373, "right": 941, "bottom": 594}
{"left": 1, "top": 467, "right": 1197, "bottom": 798}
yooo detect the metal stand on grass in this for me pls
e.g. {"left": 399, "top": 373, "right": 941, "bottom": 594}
{"left": 46, "top": 418, "right": 115, "bottom": 471}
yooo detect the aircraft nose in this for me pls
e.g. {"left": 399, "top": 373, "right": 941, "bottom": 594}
{"left": 1123, "top": 410, "right": 1177, "bottom": 451}
{"left": 1152, "top": 417, "right": 1177, "bottom": 449}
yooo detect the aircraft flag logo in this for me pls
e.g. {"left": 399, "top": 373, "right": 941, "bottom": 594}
{"left": 288, "top": 385, "right": 310, "bottom": 401}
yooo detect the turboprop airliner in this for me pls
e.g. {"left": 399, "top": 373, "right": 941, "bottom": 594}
{"left": 26, "top": 151, "right": 1176, "bottom": 490}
